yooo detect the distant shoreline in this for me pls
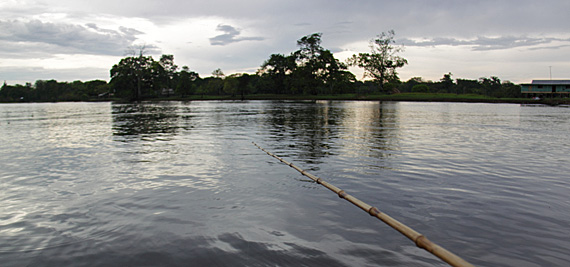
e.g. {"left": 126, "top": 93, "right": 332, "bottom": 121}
{"left": 2, "top": 93, "right": 570, "bottom": 106}
{"left": 121, "top": 93, "right": 570, "bottom": 106}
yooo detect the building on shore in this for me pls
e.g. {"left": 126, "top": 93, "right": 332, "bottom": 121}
{"left": 520, "top": 80, "right": 570, "bottom": 98}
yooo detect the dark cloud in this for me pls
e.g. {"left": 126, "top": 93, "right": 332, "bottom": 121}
{"left": 0, "top": 19, "right": 144, "bottom": 56}
{"left": 209, "top": 24, "right": 264, "bottom": 46}
{"left": 399, "top": 36, "right": 570, "bottom": 51}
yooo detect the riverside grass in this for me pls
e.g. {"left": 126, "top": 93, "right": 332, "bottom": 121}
{"left": 254, "top": 142, "right": 475, "bottom": 267}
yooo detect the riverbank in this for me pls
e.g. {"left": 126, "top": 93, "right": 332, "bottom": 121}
{"left": 3, "top": 93, "right": 570, "bottom": 106}
{"left": 153, "top": 93, "right": 570, "bottom": 106}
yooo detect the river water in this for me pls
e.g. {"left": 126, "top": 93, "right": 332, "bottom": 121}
{"left": 0, "top": 101, "right": 569, "bottom": 266}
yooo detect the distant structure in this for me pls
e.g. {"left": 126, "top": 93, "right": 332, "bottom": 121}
{"left": 520, "top": 80, "right": 570, "bottom": 98}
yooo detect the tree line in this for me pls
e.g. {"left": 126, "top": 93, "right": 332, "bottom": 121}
{"left": 0, "top": 31, "right": 523, "bottom": 102}
{"left": 0, "top": 80, "right": 109, "bottom": 102}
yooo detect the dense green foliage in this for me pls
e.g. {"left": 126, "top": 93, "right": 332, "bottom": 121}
{"left": 109, "top": 54, "right": 184, "bottom": 100}
{"left": 1, "top": 31, "right": 530, "bottom": 102}
{"left": 258, "top": 33, "right": 355, "bottom": 95}
{"left": 0, "top": 80, "right": 109, "bottom": 102}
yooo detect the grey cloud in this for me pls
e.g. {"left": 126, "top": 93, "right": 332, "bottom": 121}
{"left": 0, "top": 40, "right": 65, "bottom": 58}
{"left": 528, "top": 44, "right": 570, "bottom": 51}
{"left": 209, "top": 24, "right": 264, "bottom": 46}
{"left": 399, "top": 36, "right": 570, "bottom": 51}
{"left": 119, "top": 26, "right": 144, "bottom": 36}
{"left": 469, "top": 36, "right": 559, "bottom": 51}
{"left": 0, "top": 19, "right": 144, "bottom": 56}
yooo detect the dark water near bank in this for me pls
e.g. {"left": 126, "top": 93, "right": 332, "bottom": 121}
{"left": 1, "top": 101, "right": 569, "bottom": 266}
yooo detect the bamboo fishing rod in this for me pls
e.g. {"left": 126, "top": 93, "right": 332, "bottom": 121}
{"left": 253, "top": 142, "right": 474, "bottom": 267}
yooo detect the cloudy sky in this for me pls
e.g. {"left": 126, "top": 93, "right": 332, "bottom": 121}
{"left": 1, "top": 0, "right": 569, "bottom": 85}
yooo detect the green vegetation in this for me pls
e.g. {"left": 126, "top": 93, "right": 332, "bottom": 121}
{"left": 348, "top": 30, "right": 408, "bottom": 93}
{"left": 0, "top": 79, "right": 110, "bottom": 102}
{"left": 1, "top": 30, "right": 562, "bottom": 104}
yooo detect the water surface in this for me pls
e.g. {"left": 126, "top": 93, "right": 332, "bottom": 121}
{"left": 1, "top": 101, "right": 569, "bottom": 266}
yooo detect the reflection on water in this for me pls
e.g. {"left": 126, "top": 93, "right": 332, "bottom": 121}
{"left": 262, "top": 101, "right": 342, "bottom": 162}
{"left": 1, "top": 101, "right": 569, "bottom": 267}
{"left": 337, "top": 102, "right": 401, "bottom": 170}
{"left": 112, "top": 102, "right": 181, "bottom": 139}
{"left": 261, "top": 101, "right": 400, "bottom": 166}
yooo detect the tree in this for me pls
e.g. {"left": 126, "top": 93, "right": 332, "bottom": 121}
{"left": 256, "top": 33, "right": 353, "bottom": 95}
{"left": 292, "top": 33, "right": 349, "bottom": 94}
{"left": 317, "top": 50, "right": 353, "bottom": 94}
{"left": 122, "top": 45, "right": 150, "bottom": 99}
{"left": 85, "top": 80, "right": 110, "bottom": 97}
{"left": 294, "top": 33, "right": 324, "bottom": 63}
{"left": 110, "top": 55, "right": 155, "bottom": 99}
{"left": 258, "top": 53, "right": 296, "bottom": 94}
{"left": 348, "top": 30, "right": 408, "bottom": 93}
{"left": 157, "top": 54, "right": 178, "bottom": 90}
{"left": 293, "top": 33, "right": 325, "bottom": 94}
{"left": 212, "top": 68, "right": 225, "bottom": 79}
{"left": 456, "top": 78, "right": 480, "bottom": 94}
{"left": 399, "top": 77, "right": 424, "bottom": 93}
{"left": 198, "top": 77, "right": 224, "bottom": 95}
{"left": 412, "top": 84, "right": 430, "bottom": 93}
{"left": 497, "top": 81, "right": 522, "bottom": 98}
{"left": 223, "top": 74, "right": 239, "bottom": 96}
{"left": 440, "top": 72, "right": 455, "bottom": 93}
{"left": 236, "top": 73, "right": 252, "bottom": 99}
{"left": 479, "top": 76, "right": 501, "bottom": 97}
{"left": 0, "top": 82, "right": 33, "bottom": 101}
{"left": 110, "top": 53, "right": 182, "bottom": 99}
{"left": 35, "top": 80, "right": 70, "bottom": 101}
{"left": 175, "top": 66, "right": 199, "bottom": 96}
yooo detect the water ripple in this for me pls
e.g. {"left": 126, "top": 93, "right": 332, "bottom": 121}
{"left": 1, "top": 101, "right": 569, "bottom": 266}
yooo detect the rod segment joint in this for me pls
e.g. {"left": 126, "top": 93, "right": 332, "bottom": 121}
{"left": 368, "top": 206, "right": 381, "bottom": 217}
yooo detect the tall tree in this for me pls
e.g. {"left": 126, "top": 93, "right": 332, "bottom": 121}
{"left": 293, "top": 33, "right": 349, "bottom": 94}
{"left": 294, "top": 33, "right": 324, "bottom": 63}
{"left": 175, "top": 66, "right": 199, "bottom": 96}
{"left": 293, "top": 33, "right": 324, "bottom": 94}
{"left": 257, "top": 33, "right": 352, "bottom": 95}
{"left": 110, "top": 52, "right": 180, "bottom": 99}
{"left": 439, "top": 72, "right": 455, "bottom": 93}
{"left": 212, "top": 68, "right": 225, "bottom": 79}
{"left": 110, "top": 56, "right": 154, "bottom": 99}
{"left": 158, "top": 54, "right": 178, "bottom": 89}
{"left": 316, "top": 50, "right": 353, "bottom": 94}
{"left": 348, "top": 30, "right": 408, "bottom": 93}
{"left": 258, "top": 53, "right": 296, "bottom": 94}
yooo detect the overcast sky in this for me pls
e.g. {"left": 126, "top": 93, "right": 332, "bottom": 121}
{"left": 1, "top": 0, "right": 569, "bottom": 85}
